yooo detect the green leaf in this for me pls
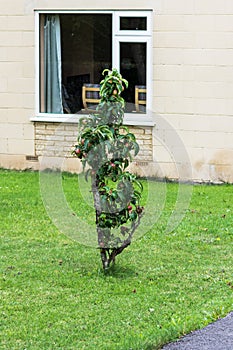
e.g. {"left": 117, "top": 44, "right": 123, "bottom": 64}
{"left": 126, "top": 133, "right": 136, "bottom": 141}
{"left": 133, "top": 142, "right": 140, "bottom": 156}
{"left": 119, "top": 125, "right": 129, "bottom": 133}
{"left": 129, "top": 211, "right": 137, "bottom": 221}
{"left": 124, "top": 159, "right": 129, "bottom": 170}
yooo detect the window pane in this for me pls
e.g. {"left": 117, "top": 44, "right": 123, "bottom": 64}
{"left": 120, "top": 17, "right": 147, "bottom": 31}
{"left": 61, "top": 14, "right": 112, "bottom": 113}
{"left": 120, "top": 42, "right": 147, "bottom": 112}
{"left": 40, "top": 14, "right": 112, "bottom": 113}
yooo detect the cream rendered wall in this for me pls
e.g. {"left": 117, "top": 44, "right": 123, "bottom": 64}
{"left": 0, "top": 0, "right": 36, "bottom": 169}
{"left": 0, "top": 0, "right": 233, "bottom": 182}
{"left": 153, "top": 0, "right": 233, "bottom": 182}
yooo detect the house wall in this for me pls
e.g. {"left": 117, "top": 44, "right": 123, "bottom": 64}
{"left": 34, "top": 122, "right": 153, "bottom": 176}
{"left": 0, "top": 0, "right": 233, "bottom": 182}
{"left": 153, "top": 0, "right": 233, "bottom": 183}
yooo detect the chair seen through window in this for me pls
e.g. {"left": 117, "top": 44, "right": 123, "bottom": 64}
{"left": 135, "top": 85, "right": 147, "bottom": 112}
{"left": 82, "top": 84, "right": 101, "bottom": 113}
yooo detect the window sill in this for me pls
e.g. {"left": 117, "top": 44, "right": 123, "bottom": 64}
{"left": 30, "top": 113, "right": 155, "bottom": 126}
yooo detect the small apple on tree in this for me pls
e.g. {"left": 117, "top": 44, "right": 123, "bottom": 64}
{"left": 73, "top": 68, "right": 144, "bottom": 270}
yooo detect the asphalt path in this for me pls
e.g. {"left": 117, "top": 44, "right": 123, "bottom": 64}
{"left": 161, "top": 312, "right": 233, "bottom": 350}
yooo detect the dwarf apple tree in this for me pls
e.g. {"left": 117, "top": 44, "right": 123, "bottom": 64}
{"left": 73, "top": 69, "right": 144, "bottom": 269}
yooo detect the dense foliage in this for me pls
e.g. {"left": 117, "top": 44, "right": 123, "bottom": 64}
{"left": 73, "top": 69, "right": 144, "bottom": 269}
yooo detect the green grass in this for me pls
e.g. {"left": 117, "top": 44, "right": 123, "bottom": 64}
{"left": 0, "top": 169, "right": 232, "bottom": 350}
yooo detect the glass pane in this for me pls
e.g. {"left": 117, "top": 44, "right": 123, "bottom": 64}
{"left": 40, "top": 14, "right": 112, "bottom": 113}
{"left": 120, "top": 17, "right": 147, "bottom": 31}
{"left": 120, "top": 42, "right": 147, "bottom": 113}
{"left": 61, "top": 14, "right": 112, "bottom": 113}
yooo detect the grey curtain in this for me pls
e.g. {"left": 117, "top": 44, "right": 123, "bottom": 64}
{"left": 44, "top": 15, "right": 63, "bottom": 113}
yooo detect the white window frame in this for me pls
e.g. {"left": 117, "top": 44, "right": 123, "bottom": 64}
{"left": 113, "top": 10, "right": 152, "bottom": 36}
{"left": 33, "top": 10, "right": 153, "bottom": 125}
{"left": 113, "top": 36, "right": 152, "bottom": 115}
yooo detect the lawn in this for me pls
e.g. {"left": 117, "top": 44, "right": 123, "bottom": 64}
{"left": 0, "top": 169, "right": 232, "bottom": 350}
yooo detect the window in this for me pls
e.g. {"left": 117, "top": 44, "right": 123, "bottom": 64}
{"left": 120, "top": 17, "right": 147, "bottom": 31}
{"left": 36, "top": 11, "right": 152, "bottom": 116}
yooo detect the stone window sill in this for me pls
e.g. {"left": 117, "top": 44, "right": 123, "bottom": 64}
{"left": 30, "top": 113, "right": 155, "bottom": 127}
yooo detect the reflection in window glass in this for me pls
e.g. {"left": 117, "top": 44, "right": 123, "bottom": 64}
{"left": 120, "top": 17, "right": 147, "bottom": 31}
{"left": 40, "top": 14, "right": 112, "bottom": 113}
{"left": 120, "top": 42, "right": 147, "bottom": 112}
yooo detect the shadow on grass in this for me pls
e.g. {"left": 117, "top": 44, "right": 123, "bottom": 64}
{"left": 97, "top": 263, "right": 138, "bottom": 279}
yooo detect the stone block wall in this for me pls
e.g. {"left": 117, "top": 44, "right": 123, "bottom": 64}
{"left": 34, "top": 122, "right": 153, "bottom": 173}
